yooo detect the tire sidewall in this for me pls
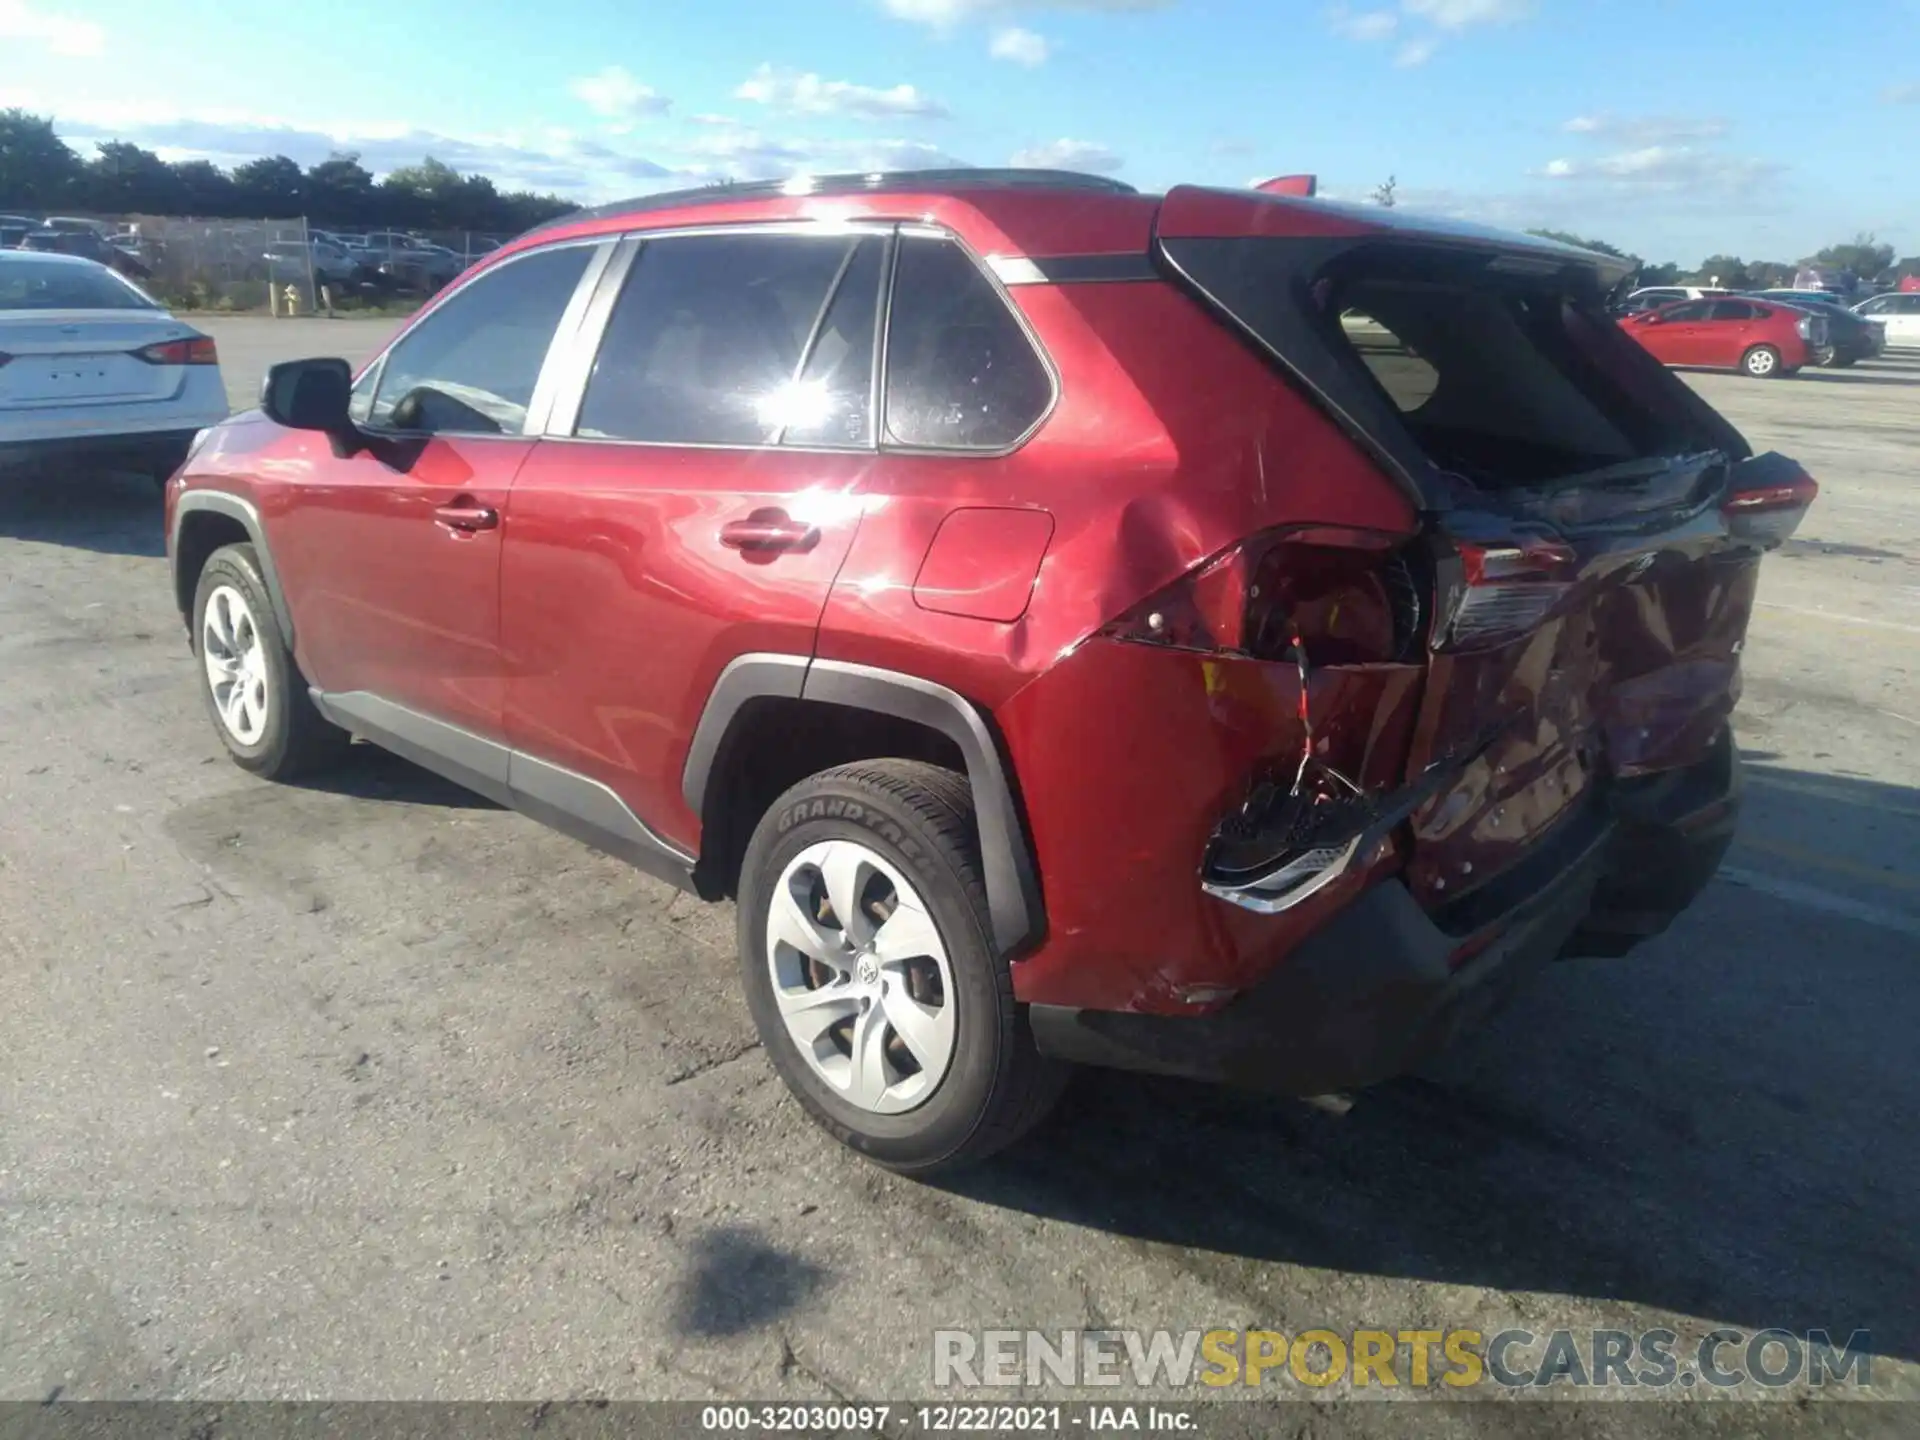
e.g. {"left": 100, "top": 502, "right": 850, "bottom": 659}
{"left": 738, "top": 781, "right": 1009, "bottom": 1169}
{"left": 192, "top": 548, "right": 299, "bottom": 775}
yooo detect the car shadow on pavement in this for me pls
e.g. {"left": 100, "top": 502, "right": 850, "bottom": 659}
{"left": 1797, "top": 368, "right": 1920, "bottom": 387}
{"left": 941, "top": 763, "right": 1920, "bottom": 1367}
{"left": 290, "top": 741, "right": 505, "bottom": 810}
{"left": 0, "top": 466, "right": 165, "bottom": 558}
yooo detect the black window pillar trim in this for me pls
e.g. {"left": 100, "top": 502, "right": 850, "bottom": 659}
{"left": 681, "top": 652, "right": 1045, "bottom": 958}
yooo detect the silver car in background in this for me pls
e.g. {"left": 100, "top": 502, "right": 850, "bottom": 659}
{"left": 0, "top": 251, "right": 228, "bottom": 485}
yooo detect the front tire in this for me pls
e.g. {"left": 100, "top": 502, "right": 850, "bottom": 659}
{"left": 191, "top": 543, "right": 349, "bottom": 779}
{"left": 737, "top": 760, "right": 1065, "bottom": 1175}
{"left": 1741, "top": 344, "right": 1783, "bottom": 378}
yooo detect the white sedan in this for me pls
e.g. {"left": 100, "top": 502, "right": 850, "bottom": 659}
{"left": 1852, "top": 291, "right": 1920, "bottom": 350}
{"left": 0, "top": 250, "right": 228, "bottom": 484}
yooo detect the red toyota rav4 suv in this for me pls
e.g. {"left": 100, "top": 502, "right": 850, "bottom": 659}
{"left": 165, "top": 170, "right": 1816, "bottom": 1174}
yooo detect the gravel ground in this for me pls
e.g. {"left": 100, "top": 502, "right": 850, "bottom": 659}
{"left": 2, "top": 318, "right": 1916, "bottom": 1433}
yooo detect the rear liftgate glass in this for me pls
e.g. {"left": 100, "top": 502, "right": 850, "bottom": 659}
{"left": 1156, "top": 224, "right": 1817, "bottom": 919}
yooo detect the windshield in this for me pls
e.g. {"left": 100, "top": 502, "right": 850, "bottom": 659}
{"left": 0, "top": 254, "right": 159, "bottom": 310}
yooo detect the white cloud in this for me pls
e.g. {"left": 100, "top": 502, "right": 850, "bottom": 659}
{"left": 1330, "top": 6, "right": 1399, "bottom": 41}
{"left": 26, "top": 91, "right": 982, "bottom": 203}
{"left": 1539, "top": 144, "right": 1785, "bottom": 192}
{"left": 1562, "top": 114, "right": 1729, "bottom": 145}
{"left": 1009, "top": 137, "right": 1123, "bottom": 172}
{"left": 881, "top": 0, "right": 1166, "bottom": 25}
{"left": 567, "top": 66, "right": 670, "bottom": 123}
{"left": 1400, "top": 0, "right": 1531, "bottom": 27}
{"left": 1333, "top": 0, "right": 1526, "bottom": 60}
{"left": 1881, "top": 81, "right": 1920, "bottom": 104}
{"left": 990, "top": 25, "right": 1052, "bottom": 64}
{"left": 0, "top": 0, "right": 105, "bottom": 56}
{"left": 734, "top": 63, "right": 949, "bottom": 119}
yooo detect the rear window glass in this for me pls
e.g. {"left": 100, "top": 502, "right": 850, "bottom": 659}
{"left": 0, "top": 255, "right": 157, "bottom": 310}
{"left": 1332, "top": 274, "right": 1647, "bottom": 482}
{"left": 1340, "top": 310, "right": 1438, "bottom": 410}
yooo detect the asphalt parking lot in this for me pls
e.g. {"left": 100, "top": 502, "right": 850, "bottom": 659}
{"left": 2, "top": 317, "right": 1916, "bottom": 1429}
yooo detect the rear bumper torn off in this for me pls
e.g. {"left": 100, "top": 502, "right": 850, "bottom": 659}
{"left": 1031, "top": 727, "right": 1741, "bottom": 1094}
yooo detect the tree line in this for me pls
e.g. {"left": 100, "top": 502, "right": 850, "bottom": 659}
{"left": 1525, "top": 229, "right": 1915, "bottom": 290}
{"left": 0, "top": 110, "right": 577, "bottom": 235}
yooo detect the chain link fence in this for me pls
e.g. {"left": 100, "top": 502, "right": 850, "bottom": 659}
{"left": 49, "top": 214, "right": 521, "bottom": 314}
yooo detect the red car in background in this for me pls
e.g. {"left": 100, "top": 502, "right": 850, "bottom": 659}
{"left": 1620, "top": 296, "right": 1824, "bottom": 378}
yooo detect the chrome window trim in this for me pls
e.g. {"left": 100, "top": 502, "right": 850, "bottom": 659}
{"left": 540, "top": 234, "right": 641, "bottom": 440}
{"left": 352, "top": 235, "right": 613, "bottom": 443}
{"left": 521, "top": 239, "right": 618, "bottom": 437}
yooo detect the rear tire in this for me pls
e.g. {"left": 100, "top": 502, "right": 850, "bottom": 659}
{"left": 737, "top": 760, "right": 1066, "bottom": 1175}
{"left": 191, "top": 543, "right": 350, "bottom": 780}
{"left": 1741, "top": 345, "right": 1783, "bottom": 378}
{"left": 1828, "top": 353, "right": 1858, "bottom": 369}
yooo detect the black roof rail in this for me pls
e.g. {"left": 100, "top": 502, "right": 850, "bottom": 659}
{"left": 513, "top": 168, "right": 1139, "bottom": 241}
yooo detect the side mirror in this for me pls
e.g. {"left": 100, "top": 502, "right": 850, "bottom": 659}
{"left": 1636, "top": 312, "right": 1661, "bottom": 324}
{"left": 261, "top": 357, "right": 359, "bottom": 452}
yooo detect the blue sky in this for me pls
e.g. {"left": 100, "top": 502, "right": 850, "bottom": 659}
{"left": 4, "top": 0, "right": 1915, "bottom": 262}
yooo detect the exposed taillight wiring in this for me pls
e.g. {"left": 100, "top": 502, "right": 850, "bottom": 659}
{"left": 1100, "top": 527, "right": 1424, "bottom": 665}
{"left": 1723, "top": 464, "right": 1818, "bottom": 548}
{"left": 1436, "top": 538, "right": 1578, "bottom": 650}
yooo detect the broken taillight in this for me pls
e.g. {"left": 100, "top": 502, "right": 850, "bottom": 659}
{"left": 1100, "top": 527, "right": 1424, "bottom": 664}
{"left": 1723, "top": 467, "right": 1818, "bottom": 548}
{"left": 1436, "top": 538, "right": 1578, "bottom": 650}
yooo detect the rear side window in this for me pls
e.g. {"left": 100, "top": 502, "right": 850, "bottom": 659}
{"left": 1660, "top": 301, "right": 1710, "bottom": 321}
{"left": 577, "top": 232, "right": 873, "bottom": 446}
{"left": 883, "top": 235, "right": 1052, "bottom": 450}
{"left": 366, "top": 243, "right": 593, "bottom": 434}
{"left": 1708, "top": 300, "right": 1758, "bottom": 321}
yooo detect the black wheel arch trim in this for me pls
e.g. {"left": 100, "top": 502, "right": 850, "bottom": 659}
{"left": 682, "top": 653, "right": 1045, "bottom": 957}
{"left": 170, "top": 490, "right": 298, "bottom": 646}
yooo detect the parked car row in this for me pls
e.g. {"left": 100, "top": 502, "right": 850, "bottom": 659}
{"left": 1614, "top": 284, "right": 1908, "bottom": 378}
{"left": 0, "top": 214, "right": 154, "bottom": 280}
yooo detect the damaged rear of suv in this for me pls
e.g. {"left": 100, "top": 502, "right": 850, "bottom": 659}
{"left": 1006, "top": 185, "right": 1815, "bottom": 1104}
{"left": 169, "top": 171, "right": 1812, "bottom": 1175}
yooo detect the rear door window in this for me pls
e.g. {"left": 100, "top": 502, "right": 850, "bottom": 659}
{"left": 364, "top": 242, "right": 595, "bottom": 434}
{"left": 576, "top": 231, "right": 877, "bottom": 447}
{"left": 1707, "top": 300, "right": 1759, "bottom": 321}
{"left": 883, "top": 235, "right": 1052, "bottom": 450}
